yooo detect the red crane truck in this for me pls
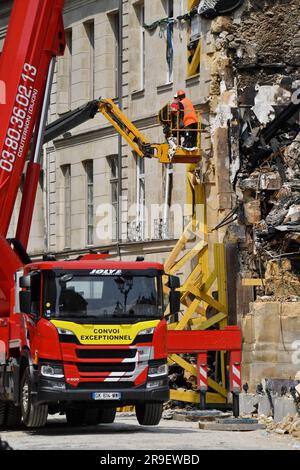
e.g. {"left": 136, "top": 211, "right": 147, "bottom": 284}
{"left": 0, "top": 0, "right": 176, "bottom": 428}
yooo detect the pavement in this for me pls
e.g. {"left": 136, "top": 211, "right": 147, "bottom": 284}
{"left": 1, "top": 414, "right": 300, "bottom": 450}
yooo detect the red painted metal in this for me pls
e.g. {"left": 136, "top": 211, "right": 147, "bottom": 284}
{"left": 15, "top": 161, "right": 41, "bottom": 248}
{"left": 167, "top": 326, "right": 242, "bottom": 353}
{"left": 0, "top": 0, "right": 65, "bottom": 320}
{"left": 197, "top": 352, "right": 208, "bottom": 391}
{"left": 0, "top": 0, "right": 65, "bottom": 239}
{"left": 25, "top": 260, "right": 165, "bottom": 272}
{"left": 229, "top": 349, "right": 242, "bottom": 392}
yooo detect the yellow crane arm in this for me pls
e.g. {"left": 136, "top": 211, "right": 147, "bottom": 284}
{"left": 98, "top": 99, "right": 201, "bottom": 164}
{"left": 98, "top": 98, "right": 155, "bottom": 159}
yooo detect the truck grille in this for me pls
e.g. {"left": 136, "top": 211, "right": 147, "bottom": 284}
{"left": 78, "top": 362, "right": 135, "bottom": 373}
{"left": 76, "top": 348, "right": 136, "bottom": 360}
{"left": 74, "top": 382, "right": 134, "bottom": 390}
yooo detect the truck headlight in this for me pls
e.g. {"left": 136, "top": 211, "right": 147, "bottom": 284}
{"left": 148, "top": 363, "right": 168, "bottom": 377}
{"left": 40, "top": 363, "right": 64, "bottom": 378}
{"left": 57, "top": 328, "right": 74, "bottom": 336}
{"left": 139, "top": 327, "right": 155, "bottom": 335}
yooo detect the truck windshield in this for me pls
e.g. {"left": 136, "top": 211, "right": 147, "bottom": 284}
{"left": 43, "top": 273, "right": 163, "bottom": 321}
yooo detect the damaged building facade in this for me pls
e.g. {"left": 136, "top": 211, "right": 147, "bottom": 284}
{"left": 195, "top": 0, "right": 300, "bottom": 390}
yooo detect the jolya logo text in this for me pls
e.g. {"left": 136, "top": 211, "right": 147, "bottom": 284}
{"left": 89, "top": 269, "right": 122, "bottom": 276}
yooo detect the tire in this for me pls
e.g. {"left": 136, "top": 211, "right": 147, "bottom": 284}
{"left": 0, "top": 400, "right": 7, "bottom": 427}
{"left": 66, "top": 408, "right": 97, "bottom": 426}
{"left": 97, "top": 407, "right": 116, "bottom": 424}
{"left": 21, "top": 368, "right": 48, "bottom": 428}
{"left": 6, "top": 402, "right": 22, "bottom": 428}
{"left": 135, "top": 402, "right": 163, "bottom": 426}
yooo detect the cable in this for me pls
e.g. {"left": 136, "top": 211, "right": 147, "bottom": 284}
{"left": 211, "top": 206, "right": 238, "bottom": 232}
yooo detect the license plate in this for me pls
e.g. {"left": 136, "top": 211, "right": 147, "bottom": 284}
{"left": 91, "top": 392, "right": 121, "bottom": 400}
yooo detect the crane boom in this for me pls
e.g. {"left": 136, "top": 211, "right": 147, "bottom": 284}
{"left": 0, "top": 0, "right": 65, "bottom": 318}
{"left": 0, "top": 0, "right": 65, "bottom": 238}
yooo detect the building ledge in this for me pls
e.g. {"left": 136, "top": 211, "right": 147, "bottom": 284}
{"left": 186, "top": 74, "right": 200, "bottom": 88}
{"left": 131, "top": 89, "right": 145, "bottom": 100}
{"left": 157, "top": 82, "right": 173, "bottom": 95}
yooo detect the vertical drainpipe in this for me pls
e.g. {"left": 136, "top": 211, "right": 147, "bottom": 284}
{"left": 117, "top": 0, "right": 123, "bottom": 254}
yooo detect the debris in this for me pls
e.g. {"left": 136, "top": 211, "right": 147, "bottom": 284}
{"left": 264, "top": 259, "right": 300, "bottom": 299}
{"left": 243, "top": 199, "right": 261, "bottom": 225}
{"left": 198, "top": 0, "right": 244, "bottom": 19}
{"left": 199, "top": 418, "right": 266, "bottom": 431}
{"left": 173, "top": 410, "right": 231, "bottom": 422}
{"left": 259, "top": 413, "right": 300, "bottom": 440}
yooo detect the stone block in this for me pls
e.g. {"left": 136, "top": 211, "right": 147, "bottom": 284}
{"left": 258, "top": 395, "right": 272, "bottom": 417}
{"left": 239, "top": 393, "right": 258, "bottom": 415}
{"left": 273, "top": 397, "right": 297, "bottom": 423}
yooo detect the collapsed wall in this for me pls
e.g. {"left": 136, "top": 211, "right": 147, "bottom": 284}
{"left": 204, "top": 0, "right": 300, "bottom": 388}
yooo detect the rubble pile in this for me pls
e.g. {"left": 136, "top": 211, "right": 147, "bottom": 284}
{"left": 168, "top": 362, "right": 198, "bottom": 392}
{"left": 212, "top": 0, "right": 300, "bottom": 297}
{"left": 259, "top": 413, "right": 300, "bottom": 439}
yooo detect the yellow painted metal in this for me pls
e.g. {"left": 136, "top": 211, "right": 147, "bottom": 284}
{"left": 164, "top": 157, "right": 229, "bottom": 405}
{"left": 169, "top": 354, "right": 196, "bottom": 376}
{"left": 168, "top": 353, "right": 228, "bottom": 399}
{"left": 170, "top": 389, "right": 227, "bottom": 404}
{"left": 242, "top": 278, "right": 264, "bottom": 286}
{"left": 188, "top": 0, "right": 200, "bottom": 9}
{"left": 175, "top": 298, "right": 201, "bottom": 331}
{"left": 99, "top": 99, "right": 149, "bottom": 158}
{"left": 187, "top": 39, "right": 201, "bottom": 78}
{"left": 190, "top": 312, "right": 227, "bottom": 330}
{"left": 168, "top": 240, "right": 207, "bottom": 275}
{"left": 99, "top": 99, "right": 201, "bottom": 165}
{"left": 117, "top": 406, "right": 134, "bottom": 412}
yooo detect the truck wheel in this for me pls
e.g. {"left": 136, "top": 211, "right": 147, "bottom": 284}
{"left": 97, "top": 407, "right": 116, "bottom": 424}
{"left": 6, "top": 402, "right": 22, "bottom": 428}
{"left": 21, "top": 369, "right": 48, "bottom": 428}
{"left": 136, "top": 402, "right": 163, "bottom": 426}
{"left": 0, "top": 400, "right": 7, "bottom": 427}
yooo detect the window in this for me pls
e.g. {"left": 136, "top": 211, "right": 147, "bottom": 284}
{"left": 108, "top": 156, "right": 119, "bottom": 241}
{"left": 136, "top": 2, "right": 145, "bottom": 90}
{"left": 108, "top": 12, "right": 120, "bottom": 99}
{"left": 187, "top": 1, "right": 201, "bottom": 77}
{"left": 163, "top": 0, "right": 174, "bottom": 83}
{"left": 84, "top": 21, "right": 95, "bottom": 99}
{"left": 43, "top": 272, "right": 163, "bottom": 321}
{"left": 164, "top": 0, "right": 174, "bottom": 17}
{"left": 136, "top": 156, "right": 145, "bottom": 240}
{"left": 62, "top": 165, "right": 71, "bottom": 248}
{"left": 30, "top": 272, "right": 41, "bottom": 317}
{"left": 84, "top": 160, "right": 94, "bottom": 246}
{"left": 65, "top": 29, "right": 73, "bottom": 109}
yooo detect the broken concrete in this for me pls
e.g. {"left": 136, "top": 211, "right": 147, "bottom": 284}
{"left": 242, "top": 301, "right": 300, "bottom": 390}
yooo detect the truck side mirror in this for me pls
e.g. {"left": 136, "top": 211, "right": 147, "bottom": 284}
{"left": 168, "top": 275, "right": 180, "bottom": 290}
{"left": 168, "top": 275, "right": 181, "bottom": 315}
{"left": 19, "top": 291, "right": 31, "bottom": 314}
{"left": 20, "top": 275, "right": 31, "bottom": 288}
{"left": 169, "top": 290, "right": 181, "bottom": 315}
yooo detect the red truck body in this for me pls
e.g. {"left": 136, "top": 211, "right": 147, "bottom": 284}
{"left": 0, "top": 1, "right": 170, "bottom": 428}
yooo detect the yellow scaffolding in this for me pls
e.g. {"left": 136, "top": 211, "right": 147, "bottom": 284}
{"left": 164, "top": 162, "right": 229, "bottom": 405}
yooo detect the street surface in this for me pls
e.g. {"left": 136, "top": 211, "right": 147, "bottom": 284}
{"left": 1, "top": 414, "right": 299, "bottom": 450}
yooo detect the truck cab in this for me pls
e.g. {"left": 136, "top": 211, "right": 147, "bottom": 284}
{"left": 0, "top": 259, "right": 180, "bottom": 427}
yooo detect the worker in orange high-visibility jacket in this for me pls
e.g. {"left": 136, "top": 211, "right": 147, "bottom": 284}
{"left": 175, "top": 89, "right": 198, "bottom": 151}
